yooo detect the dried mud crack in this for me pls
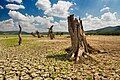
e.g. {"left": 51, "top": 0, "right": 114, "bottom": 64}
{"left": 0, "top": 36, "right": 120, "bottom": 80}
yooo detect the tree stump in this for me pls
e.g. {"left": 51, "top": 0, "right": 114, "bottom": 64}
{"left": 31, "top": 32, "right": 36, "bottom": 37}
{"left": 48, "top": 25, "right": 54, "bottom": 40}
{"left": 36, "top": 30, "right": 40, "bottom": 38}
{"left": 65, "top": 14, "right": 100, "bottom": 63}
{"left": 18, "top": 25, "right": 22, "bottom": 45}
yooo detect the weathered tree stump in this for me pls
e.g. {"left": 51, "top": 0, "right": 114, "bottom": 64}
{"left": 36, "top": 30, "right": 40, "bottom": 38}
{"left": 18, "top": 25, "right": 22, "bottom": 45}
{"left": 60, "top": 32, "right": 63, "bottom": 36}
{"left": 31, "top": 32, "right": 36, "bottom": 37}
{"left": 48, "top": 25, "right": 54, "bottom": 40}
{"left": 65, "top": 14, "right": 100, "bottom": 63}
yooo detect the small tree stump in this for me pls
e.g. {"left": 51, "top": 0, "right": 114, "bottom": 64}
{"left": 31, "top": 32, "right": 36, "bottom": 37}
{"left": 36, "top": 30, "right": 40, "bottom": 38}
{"left": 48, "top": 25, "right": 54, "bottom": 40}
{"left": 18, "top": 25, "right": 22, "bottom": 45}
{"left": 65, "top": 14, "right": 100, "bottom": 63}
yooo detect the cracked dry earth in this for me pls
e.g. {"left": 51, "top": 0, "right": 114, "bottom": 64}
{"left": 0, "top": 35, "right": 120, "bottom": 80}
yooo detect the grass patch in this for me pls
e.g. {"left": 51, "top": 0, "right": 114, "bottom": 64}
{"left": 0, "top": 37, "right": 32, "bottom": 48}
{"left": 0, "top": 38, "right": 18, "bottom": 47}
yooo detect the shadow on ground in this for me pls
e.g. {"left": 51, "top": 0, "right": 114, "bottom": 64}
{"left": 78, "top": 55, "right": 99, "bottom": 65}
{"left": 46, "top": 52, "right": 99, "bottom": 65}
{"left": 9, "top": 44, "right": 20, "bottom": 47}
{"left": 46, "top": 53, "right": 69, "bottom": 61}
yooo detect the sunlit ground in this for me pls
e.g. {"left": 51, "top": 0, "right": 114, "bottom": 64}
{"left": 0, "top": 35, "right": 120, "bottom": 80}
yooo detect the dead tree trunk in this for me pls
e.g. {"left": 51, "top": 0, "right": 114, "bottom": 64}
{"left": 65, "top": 14, "right": 100, "bottom": 63}
{"left": 31, "top": 32, "right": 36, "bottom": 37}
{"left": 48, "top": 25, "right": 54, "bottom": 40}
{"left": 18, "top": 25, "right": 22, "bottom": 45}
{"left": 36, "top": 30, "right": 40, "bottom": 38}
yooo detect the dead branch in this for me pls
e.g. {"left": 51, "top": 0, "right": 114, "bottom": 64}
{"left": 18, "top": 25, "right": 22, "bottom": 45}
{"left": 48, "top": 25, "right": 54, "bottom": 40}
{"left": 31, "top": 32, "right": 36, "bottom": 37}
{"left": 36, "top": 30, "right": 40, "bottom": 38}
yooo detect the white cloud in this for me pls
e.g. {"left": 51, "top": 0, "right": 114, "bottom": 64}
{"left": 45, "top": 1, "right": 73, "bottom": 18}
{"left": 0, "top": 19, "right": 37, "bottom": 32}
{"left": 7, "top": 10, "right": 54, "bottom": 32}
{"left": 34, "top": 18, "right": 68, "bottom": 32}
{"left": 101, "top": 12, "right": 117, "bottom": 21}
{"left": 82, "top": 8, "right": 120, "bottom": 30}
{"left": 3, "top": 7, "right": 69, "bottom": 32}
{"left": 34, "top": 16, "right": 53, "bottom": 29}
{"left": 0, "top": 19, "right": 17, "bottom": 31}
{"left": 34, "top": 0, "right": 73, "bottom": 32}
{"left": 35, "top": 0, "right": 73, "bottom": 18}
{"left": 6, "top": 0, "right": 22, "bottom": 4}
{"left": 2, "top": 5, "right": 120, "bottom": 32}
{"left": 54, "top": 20, "right": 68, "bottom": 32}
{"left": 8, "top": 10, "right": 28, "bottom": 21}
{"left": 100, "top": 7, "right": 110, "bottom": 12}
{"left": 0, "top": 5, "right": 4, "bottom": 9}
{"left": 35, "top": 0, "right": 51, "bottom": 11}
{"left": 7, "top": 11, "right": 37, "bottom": 32}
{"left": 19, "top": 22, "right": 37, "bottom": 32}
{"left": 6, "top": 4, "right": 25, "bottom": 10}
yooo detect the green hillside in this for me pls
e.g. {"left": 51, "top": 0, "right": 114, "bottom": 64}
{"left": 0, "top": 31, "right": 29, "bottom": 35}
{"left": 86, "top": 26, "right": 120, "bottom": 35}
{"left": 0, "top": 26, "right": 120, "bottom": 35}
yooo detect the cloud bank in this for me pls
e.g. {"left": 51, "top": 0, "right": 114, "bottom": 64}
{"left": 35, "top": 0, "right": 51, "bottom": 11}
{"left": 36, "top": 0, "right": 73, "bottom": 18}
{"left": 0, "top": 0, "right": 73, "bottom": 32}
{"left": 6, "top": 4, "right": 25, "bottom": 10}
{"left": 1, "top": 1, "right": 120, "bottom": 32}
{"left": 3, "top": 10, "right": 68, "bottom": 32}
{"left": 83, "top": 7, "right": 120, "bottom": 30}
{"left": 44, "top": 1, "right": 73, "bottom": 18}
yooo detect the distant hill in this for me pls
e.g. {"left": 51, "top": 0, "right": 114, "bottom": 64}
{"left": 0, "top": 31, "right": 69, "bottom": 35}
{"left": 0, "top": 26, "right": 120, "bottom": 35}
{"left": 85, "top": 26, "right": 120, "bottom": 35}
{"left": 0, "top": 31, "right": 29, "bottom": 35}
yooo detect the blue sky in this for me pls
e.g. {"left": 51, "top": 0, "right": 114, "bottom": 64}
{"left": 0, "top": 0, "right": 120, "bottom": 32}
